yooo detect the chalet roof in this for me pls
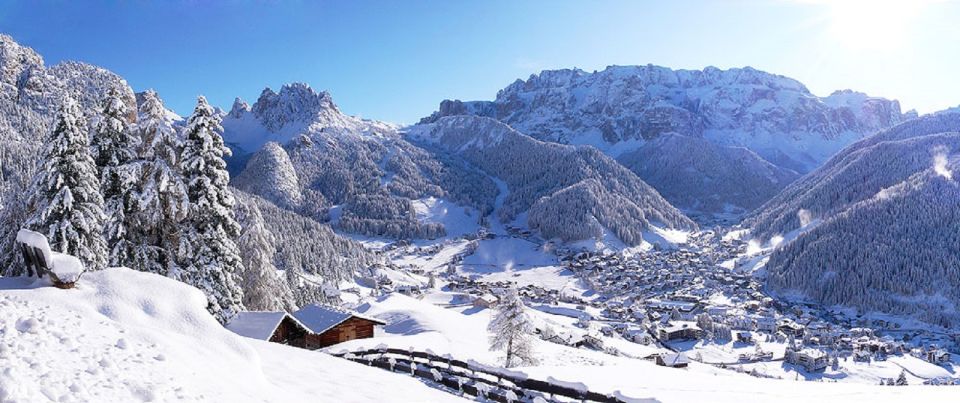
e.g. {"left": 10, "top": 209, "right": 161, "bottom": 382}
{"left": 660, "top": 321, "right": 700, "bottom": 334}
{"left": 292, "top": 304, "right": 386, "bottom": 334}
{"left": 660, "top": 352, "right": 690, "bottom": 366}
{"left": 226, "top": 311, "right": 305, "bottom": 340}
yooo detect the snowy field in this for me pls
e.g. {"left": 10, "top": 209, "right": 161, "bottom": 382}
{"left": 0, "top": 269, "right": 463, "bottom": 402}
{"left": 324, "top": 292, "right": 960, "bottom": 403}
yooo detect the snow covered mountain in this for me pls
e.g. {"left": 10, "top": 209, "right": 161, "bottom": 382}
{"left": 617, "top": 133, "right": 800, "bottom": 215}
{"left": 746, "top": 111, "right": 960, "bottom": 326}
{"left": 0, "top": 34, "right": 136, "bottom": 141}
{"left": 408, "top": 115, "right": 696, "bottom": 245}
{"left": 227, "top": 85, "right": 695, "bottom": 246}
{"left": 747, "top": 112, "right": 960, "bottom": 239}
{"left": 420, "top": 65, "right": 910, "bottom": 214}
{"left": 225, "top": 83, "right": 492, "bottom": 240}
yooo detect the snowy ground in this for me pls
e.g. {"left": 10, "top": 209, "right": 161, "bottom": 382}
{"left": 0, "top": 269, "right": 464, "bottom": 403}
{"left": 324, "top": 292, "right": 960, "bottom": 403}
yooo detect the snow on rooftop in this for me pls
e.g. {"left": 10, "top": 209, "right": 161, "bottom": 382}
{"left": 226, "top": 311, "right": 289, "bottom": 340}
{"left": 659, "top": 352, "right": 691, "bottom": 366}
{"left": 293, "top": 303, "right": 385, "bottom": 334}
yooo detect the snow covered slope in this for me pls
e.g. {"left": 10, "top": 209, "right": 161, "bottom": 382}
{"left": 225, "top": 83, "right": 497, "bottom": 240}
{"left": 408, "top": 115, "right": 696, "bottom": 246}
{"left": 0, "top": 268, "right": 463, "bottom": 402}
{"left": 329, "top": 292, "right": 957, "bottom": 403}
{"left": 617, "top": 133, "right": 800, "bottom": 213}
{"left": 747, "top": 111, "right": 960, "bottom": 326}
{"left": 419, "top": 65, "right": 911, "bottom": 215}
{"left": 228, "top": 85, "right": 693, "bottom": 247}
{"left": 747, "top": 112, "right": 960, "bottom": 239}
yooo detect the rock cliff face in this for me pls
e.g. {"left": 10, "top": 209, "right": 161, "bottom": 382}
{"left": 422, "top": 66, "right": 908, "bottom": 171}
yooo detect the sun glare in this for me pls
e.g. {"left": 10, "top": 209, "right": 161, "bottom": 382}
{"left": 825, "top": 0, "right": 929, "bottom": 50}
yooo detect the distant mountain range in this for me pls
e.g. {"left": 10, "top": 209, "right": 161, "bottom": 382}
{"left": 420, "top": 65, "right": 913, "bottom": 214}
{"left": 224, "top": 83, "right": 693, "bottom": 247}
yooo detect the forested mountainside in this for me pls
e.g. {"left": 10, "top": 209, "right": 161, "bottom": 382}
{"left": 617, "top": 133, "right": 800, "bottom": 213}
{"left": 420, "top": 65, "right": 911, "bottom": 213}
{"left": 226, "top": 85, "right": 694, "bottom": 246}
{"left": 232, "top": 190, "right": 382, "bottom": 311}
{"left": 407, "top": 115, "right": 696, "bottom": 245}
{"left": 748, "top": 111, "right": 960, "bottom": 325}
{"left": 747, "top": 112, "right": 960, "bottom": 240}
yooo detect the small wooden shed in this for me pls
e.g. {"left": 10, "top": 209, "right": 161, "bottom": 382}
{"left": 226, "top": 312, "right": 311, "bottom": 347}
{"left": 293, "top": 304, "right": 387, "bottom": 349}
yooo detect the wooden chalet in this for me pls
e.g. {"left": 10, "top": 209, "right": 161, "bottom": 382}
{"left": 655, "top": 352, "right": 690, "bottom": 368}
{"left": 226, "top": 312, "right": 311, "bottom": 347}
{"left": 293, "top": 304, "right": 387, "bottom": 349}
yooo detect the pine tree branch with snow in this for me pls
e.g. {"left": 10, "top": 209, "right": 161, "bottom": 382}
{"left": 26, "top": 97, "right": 108, "bottom": 271}
{"left": 177, "top": 96, "right": 245, "bottom": 323}
{"left": 488, "top": 287, "right": 537, "bottom": 368}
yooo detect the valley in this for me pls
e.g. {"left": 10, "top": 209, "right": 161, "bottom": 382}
{"left": 1, "top": 11, "right": 960, "bottom": 401}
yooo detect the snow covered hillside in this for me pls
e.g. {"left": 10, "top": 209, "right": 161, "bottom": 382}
{"left": 617, "top": 133, "right": 800, "bottom": 215}
{"left": 747, "top": 111, "right": 960, "bottom": 239}
{"left": 746, "top": 111, "right": 960, "bottom": 326}
{"left": 0, "top": 268, "right": 463, "bottom": 402}
{"left": 224, "top": 82, "right": 497, "bottom": 241}
{"left": 419, "top": 65, "right": 911, "bottom": 215}
{"left": 323, "top": 291, "right": 958, "bottom": 403}
{"left": 408, "top": 115, "right": 696, "bottom": 246}
{"left": 227, "top": 85, "right": 694, "bottom": 247}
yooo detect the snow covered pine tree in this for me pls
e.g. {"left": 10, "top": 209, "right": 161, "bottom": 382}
{"left": 26, "top": 98, "right": 108, "bottom": 271}
{"left": 128, "top": 90, "right": 188, "bottom": 276}
{"left": 235, "top": 198, "right": 295, "bottom": 311}
{"left": 90, "top": 87, "right": 139, "bottom": 267}
{"left": 488, "top": 287, "right": 537, "bottom": 367}
{"left": 177, "top": 96, "right": 245, "bottom": 323}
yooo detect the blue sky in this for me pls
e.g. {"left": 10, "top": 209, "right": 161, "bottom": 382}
{"left": 1, "top": 0, "right": 958, "bottom": 124}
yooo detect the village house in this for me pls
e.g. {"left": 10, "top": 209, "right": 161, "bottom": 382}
{"left": 913, "top": 347, "right": 952, "bottom": 364}
{"left": 292, "top": 304, "right": 387, "bottom": 349}
{"left": 785, "top": 345, "right": 829, "bottom": 372}
{"left": 657, "top": 321, "right": 703, "bottom": 341}
{"left": 655, "top": 352, "right": 690, "bottom": 368}
{"left": 226, "top": 312, "right": 311, "bottom": 347}
{"left": 777, "top": 319, "right": 805, "bottom": 337}
{"left": 473, "top": 293, "right": 499, "bottom": 308}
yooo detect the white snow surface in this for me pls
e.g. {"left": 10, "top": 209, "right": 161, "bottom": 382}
{"left": 326, "top": 292, "right": 960, "bottom": 403}
{"left": 0, "top": 268, "right": 464, "bottom": 402}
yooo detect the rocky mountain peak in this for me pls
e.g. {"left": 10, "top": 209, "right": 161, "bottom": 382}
{"left": 251, "top": 82, "right": 339, "bottom": 132}
{"left": 422, "top": 64, "right": 908, "bottom": 173}
{"left": 229, "top": 97, "right": 250, "bottom": 118}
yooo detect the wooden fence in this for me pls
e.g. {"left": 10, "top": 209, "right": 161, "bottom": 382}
{"left": 330, "top": 347, "right": 642, "bottom": 402}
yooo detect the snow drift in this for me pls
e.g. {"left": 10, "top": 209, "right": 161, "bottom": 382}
{"left": 0, "top": 268, "right": 462, "bottom": 402}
